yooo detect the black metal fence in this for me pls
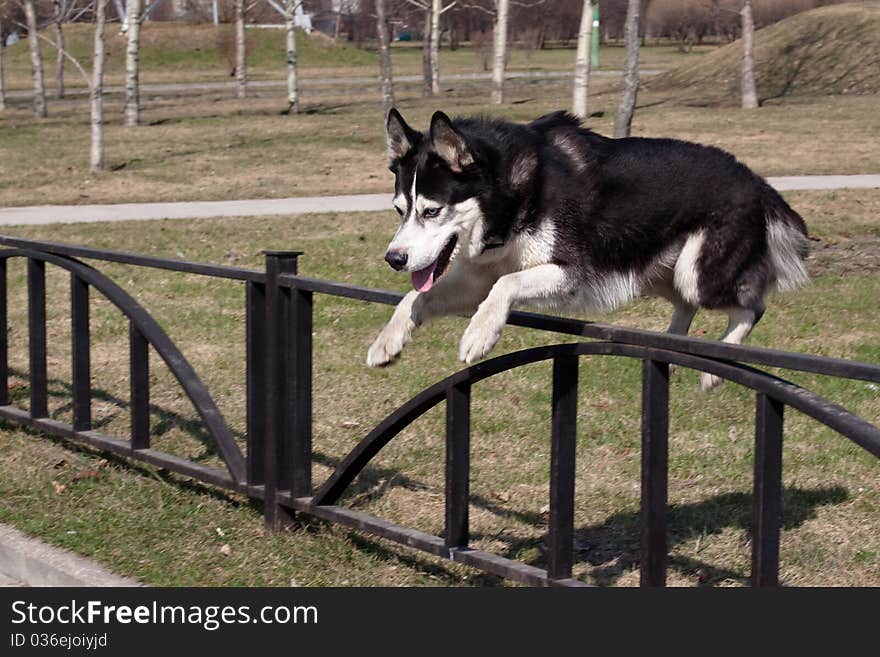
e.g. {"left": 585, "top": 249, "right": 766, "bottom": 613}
{"left": 0, "top": 234, "right": 878, "bottom": 587}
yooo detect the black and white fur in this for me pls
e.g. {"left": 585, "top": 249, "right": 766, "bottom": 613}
{"left": 367, "top": 109, "right": 810, "bottom": 390}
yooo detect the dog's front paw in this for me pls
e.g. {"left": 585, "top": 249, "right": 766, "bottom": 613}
{"left": 459, "top": 307, "right": 506, "bottom": 364}
{"left": 700, "top": 372, "right": 724, "bottom": 392}
{"left": 367, "top": 322, "right": 410, "bottom": 367}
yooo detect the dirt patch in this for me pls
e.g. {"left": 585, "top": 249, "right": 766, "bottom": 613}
{"left": 807, "top": 235, "right": 880, "bottom": 277}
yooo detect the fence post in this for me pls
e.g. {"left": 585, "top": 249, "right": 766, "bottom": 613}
{"left": 752, "top": 393, "right": 784, "bottom": 587}
{"left": 0, "top": 260, "right": 7, "bottom": 406}
{"left": 445, "top": 382, "right": 471, "bottom": 550}
{"left": 70, "top": 275, "right": 91, "bottom": 432}
{"left": 547, "top": 354, "right": 578, "bottom": 581}
{"left": 246, "top": 281, "right": 266, "bottom": 487}
{"left": 640, "top": 358, "right": 669, "bottom": 587}
{"left": 27, "top": 259, "right": 47, "bottom": 418}
{"left": 262, "top": 250, "right": 309, "bottom": 530}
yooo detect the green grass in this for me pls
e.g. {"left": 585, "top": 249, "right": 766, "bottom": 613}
{"left": 0, "top": 189, "right": 877, "bottom": 586}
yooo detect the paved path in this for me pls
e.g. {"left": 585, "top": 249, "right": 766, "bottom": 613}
{"left": 0, "top": 175, "right": 878, "bottom": 226}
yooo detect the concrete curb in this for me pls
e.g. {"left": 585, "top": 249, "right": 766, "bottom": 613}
{"left": 0, "top": 523, "right": 142, "bottom": 587}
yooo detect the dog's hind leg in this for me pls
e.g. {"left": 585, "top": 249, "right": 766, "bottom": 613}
{"left": 700, "top": 305, "right": 765, "bottom": 391}
{"left": 667, "top": 302, "right": 697, "bottom": 335}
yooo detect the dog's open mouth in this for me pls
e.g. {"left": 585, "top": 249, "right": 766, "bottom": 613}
{"left": 411, "top": 235, "right": 459, "bottom": 293}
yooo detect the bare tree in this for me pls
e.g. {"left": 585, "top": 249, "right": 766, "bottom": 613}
{"left": 740, "top": 0, "right": 758, "bottom": 108}
{"left": 264, "top": 0, "right": 301, "bottom": 113}
{"left": 52, "top": 0, "right": 64, "bottom": 98}
{"left": 421, "top": 5, "right": 431, "bottom": 95}
{"left": 284, "top": 0, "right": 299, "bottom": 113}
{"left": 235, "top": 0, "right": 247, "bottom": 98}
{"left": 613, "top": 0, "right": 640, "bottom": 138}
{"left": 430, "top": 0, "right": 442, "bottom": 94}
{"left": 91, "top": 0, "right": 107, "bottom": 171}
{"left": 124, "top": 0, "right": 143, "bottom": 126}
{"left": 491, "top": 0, "right": 508, "bottom": 104}
{"left": 0, "top": 16, "right": 6, "bottom": 111}
{"left": 375, "top": 0, "right": 394, "bottom": 116}
{"left": 572, "top": 0, "right": 593, "bottom": 118}
{"left": 23, "top": 0, "right": 47, "bottom": 118}
{"left": 405, "top": 0, "right": 455, "bottom": 97}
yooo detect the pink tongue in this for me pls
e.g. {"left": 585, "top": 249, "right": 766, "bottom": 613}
{"left": 411, "top": 260, "right": 438, "bottom": 292}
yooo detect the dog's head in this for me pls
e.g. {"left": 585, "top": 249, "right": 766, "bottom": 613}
{"left": 382, "top": 109, "right": 487, "bottom": 293}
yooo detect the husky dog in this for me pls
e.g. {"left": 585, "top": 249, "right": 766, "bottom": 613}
{"left": 367, "top": 109, "right": 810, "bottom": 390}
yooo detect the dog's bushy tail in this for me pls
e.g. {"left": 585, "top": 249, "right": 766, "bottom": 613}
{"left": 763, "top": 186, "right": 810, "bottom": 293}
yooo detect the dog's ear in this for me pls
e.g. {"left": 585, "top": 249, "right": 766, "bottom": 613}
{"left": 386, "top": 108, "right": 420, "bottom": 165}
{"left": 430, "top": 111, "right": 474, "bottom": 173}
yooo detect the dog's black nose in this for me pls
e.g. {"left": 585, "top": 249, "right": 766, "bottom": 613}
{"left": 384, "top": 250, "right": 408, "bottom": 271}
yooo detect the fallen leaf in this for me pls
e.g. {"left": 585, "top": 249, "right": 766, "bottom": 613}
{"left": 72, "top": 469, "right": 102, "bottom": 483}
{"left": 539, "top": 504, "right": 550, "bottom": 515}
{"left": 219, "top": 543, "right": 232, "bottom": 556}
{"left": 52, "top": 481, "right": 67, "bottom": 495}
{"left": 96, "top": 459, "right": 109, "bottom": 469}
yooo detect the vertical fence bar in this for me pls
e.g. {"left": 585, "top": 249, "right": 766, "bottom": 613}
{"left": 129, "top": 323, "right": 150, "bottom": 450}
{"left": 547, "top": 354, "right": 578, "bottom": 581}
{"left": 752, "top": 393, "right": 784, "bottom": 587}
{"left": 640, "top": 359, "right": 669, "bottom": 587}
{"left": 288, "top": 286, "right": 313, "bottom": 498}
{"left": 27, "top": 259, "right": 47, "bottom": 418}
{"left": 0, "top": 259, "right": 7, "bottom": 406}
{"left": 70, "top": 274, "right": 91, "bottom": 431}
{"left": 445, "top": 382, "right": 471, "bottom": 550}
{"left": 246, "top": 281, "right": 266, "bottom": 486}
{"left": 263, "top": 250, "right": 302, "bottom": 530}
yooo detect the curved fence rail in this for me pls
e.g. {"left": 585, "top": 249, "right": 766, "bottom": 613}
{"left": 0, "top": 234, "right": 877, "bottom": 587}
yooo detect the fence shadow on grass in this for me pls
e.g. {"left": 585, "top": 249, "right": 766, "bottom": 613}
{"left": 4, "top": 369, "right": 239, "bottom": 464}
{"left": 490, "top": 486, "right": 850, "bottom": 586}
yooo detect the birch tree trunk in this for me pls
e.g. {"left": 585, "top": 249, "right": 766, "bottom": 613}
{"left": 91, "top": 0, "right": 107, "bottom": 172}
{"left": 740, "top": 0, "right": 758, "bottom": 109}
{"left": 124, "top": 0, "right": 143, "bottom": 127}
{"left": 24, "top": 0, "right": 47, "bottom": 118}
{"left": 421, "top": 7, "right": 432, "bottom": 96}
{"left": 613, "top": 0, "right": 641, "bottom": 138}
{"left": 572, "top": 0, "right": 593, "bottom": 118}
{"left": 54, "top": 10, "right": 65, "bottom": 99}
{"left": 491, "top": 0, "right": 509, "bottom": 105}
{"left": 235, "top": 0, "right": 247, "bottom": 99}
{"left": 375, "top": 0, "right": 395, "bottom": 116}
{"left": 430, "top": 0, "right": 440, "bottom": 95}
{"left": 0, "top": 18, "right": 6, "bottom": 111}
{"left": 284, "top": 0, "right": 299, "bottom": 114}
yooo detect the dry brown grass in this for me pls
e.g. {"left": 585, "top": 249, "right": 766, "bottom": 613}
{"left": 1, "top": 86, "right": 879, "bottom": 208}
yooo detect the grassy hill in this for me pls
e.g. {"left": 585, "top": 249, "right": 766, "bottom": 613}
{"left": 649, "top": 2, "right": 880, "bottom": 104}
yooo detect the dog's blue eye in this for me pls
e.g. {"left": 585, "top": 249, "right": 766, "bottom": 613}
{"left": 424, "top": 207, "right": 442, "bottom": 218}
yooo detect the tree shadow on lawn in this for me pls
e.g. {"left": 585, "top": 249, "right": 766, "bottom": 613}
{"left": 490, "top": 486, "right": 850, "bottom": 586}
